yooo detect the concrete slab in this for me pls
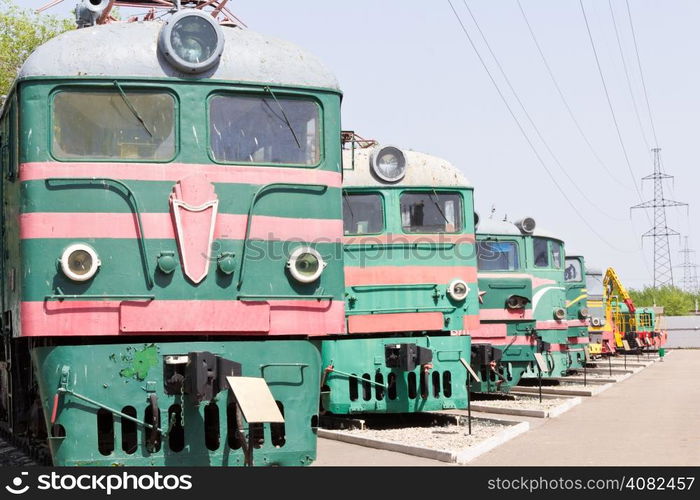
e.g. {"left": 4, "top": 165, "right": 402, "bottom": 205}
{"left": 554, "top": 375, "right": 627, "bottom": 384}
{"left": 584, "top": 367, "right": 636, "bottom": 375}
{"left": 513, "top": 383, "right": 613, "bottom": 397}
{"left": 469, "top": 350, "right": 700, "bottom": 465}
{"left": 468, "top": 396, "right": 582, "bottom": 419}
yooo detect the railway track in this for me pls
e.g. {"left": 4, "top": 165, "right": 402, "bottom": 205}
{"left": 0, "top": 432, "right": 47, "bottom": 466}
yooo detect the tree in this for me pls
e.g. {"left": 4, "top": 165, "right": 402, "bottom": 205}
{"left": 628, "top": 286, "right": 696, "bottom": 316}
{"left": 0, "top": 0, "right": 73, "bottom": 99}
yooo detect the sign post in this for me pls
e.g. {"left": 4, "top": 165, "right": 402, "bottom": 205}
{"left": 460, "top": 358, "right": 480, "bottom": 435}
{"left": 533, "top": 353, "right": 548, "bottom": 403}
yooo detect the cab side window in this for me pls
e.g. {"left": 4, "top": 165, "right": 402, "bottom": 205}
{"left": 343, "top": 192, "right": 383, "bottom": 235}
{"left": 533, "top": 237, "right": 549, "bottom": 268}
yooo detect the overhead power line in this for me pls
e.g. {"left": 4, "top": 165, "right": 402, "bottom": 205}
{"left": 608, "top": 0, "right": 652, "bottom": 151}
{"left": 515, "top": 0, "right": 629, "bottom": 189}
{"left": 625, "top": 0, "right": 659, "bottom": 148}
{"left": 460, "top": 0, "right": 615, "bottom": 219}
{"left": 446, "top": 0, "right": 628, "bottom": 252}
{"left": 578, "top": 0, "right": 649, "bottom": 219}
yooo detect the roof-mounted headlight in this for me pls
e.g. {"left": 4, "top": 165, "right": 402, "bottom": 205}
{"left": 370, "top": 146, "right": 406, "bottom": 183}
{"left": 159, "top": 10, "right": 225, "bottom": 73}
{"left": 514, "top": 217, "right": 536, "bottom": 234}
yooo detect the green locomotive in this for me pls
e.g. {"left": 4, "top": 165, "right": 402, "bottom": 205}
{"left": 564, "top": 253, "right": 590, "bottom": 370}
{"left": 317, "top": 139, "right": 478, "bottom": 414}
{"left": 472, "top": 217, "right": 539, "bottom": 393}
{"left": 0, "top": 2, "right": 345, "bottom": 466}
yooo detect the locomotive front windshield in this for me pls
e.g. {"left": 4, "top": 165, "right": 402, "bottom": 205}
{"left": 343, "top": 192, "right": 383, "bottom": 235}
{"left": 210, "top": 95, "right": 320, "bottom": 165}
{"left": 477, "top": 241, "right": 519, "bottom": 271}
{"left": 400, "top": 192, "right": 462, "bottom": 233}
{"left": 565, "top": 257, "right": 583, "bottom": 282}
{"left": 52, "top": 90, "right": 175, "bottom": 160}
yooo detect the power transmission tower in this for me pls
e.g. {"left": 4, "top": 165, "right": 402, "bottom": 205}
{"left": 677, "top": 236, "right": 699, "bottom": 293}
{"left": 631, "top": 148, "right": 687, "bottom": 288}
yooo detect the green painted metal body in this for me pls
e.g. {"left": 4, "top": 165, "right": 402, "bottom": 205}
{"left": 316, "top": 335, "right": 470, "bottom": 414}
{"left": 565, "top": 255, "right": 589, "bottom": 370}
{"left": 2, "top": 68, "right": 343, "bottom": 466}
{"left": 471, "top": 252, "right": 538, "bottom": 394}
{"left": 343, "top": 186, "right": 479, "bottom": 333}
{"left": 32, "top": 340, "right": 321, "bottom": 466}
{"left": 521, "top": 234, "right": 569, "bottom": 378}
{"left": 14, "top": 80, "right": 344, "bottom": 310}
{"left": 323, "top": 178, "right": 477, "bottom": 414}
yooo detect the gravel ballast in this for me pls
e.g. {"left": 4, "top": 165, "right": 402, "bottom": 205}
{"left": 341, "top": 419, "right": 510, "bottom": 451}
{"left": 473, "top": 395, "right": 567, "bottom": 410}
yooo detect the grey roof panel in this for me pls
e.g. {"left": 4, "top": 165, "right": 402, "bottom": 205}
{"left": 19, "top": 21, "right": 340, "bottom": 91}
{"left": 342, "top": 146, "right": 471, "bottom": 188}
{"left": 476, "top": 219, "right": 521, "bottom": 236}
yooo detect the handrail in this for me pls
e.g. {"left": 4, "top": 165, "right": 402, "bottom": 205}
{"left": 324, "top": 367, "right": 387, "bottom": 389}
{"left": 236, "top": 182, "right": 328, "bottom": 294}
{"left": 239, "top": 294, "right": 334, "bottom": 302}
{"left": 45, "top": 177, "right": 153, "bottom": 289}
{"left": 46, "top": 293, "right": 154, "bottom": 302}
{"left": 57, "top": 387, "right": 165, "bottom": 434}
{"left": 347, "top": 306, "right": 456, "bottom": 315}
{"left": 350, "top": 284, "right": 436, "bottom": 292}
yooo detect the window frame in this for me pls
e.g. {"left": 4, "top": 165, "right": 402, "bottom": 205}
{"left": 564, "top": 256, "right": 584, "bottom": 283}
{"left": 551, "top": 241, "right": 564, "bottom": 269}
{"left": 49, "top": 85, "right": 179, "bottom": 163}
{"left": 476, "top": 239, "right": 521, "bottom": 272}
{"left": 342, "top": 189, "right": 386, "bottom": 236}
{"left": 398, "top": 189, "right": 464, "bottom": 235}
{"left": 206, "top": 89, "right": 324, "bottom": 168}
{"left": 532, "top": 236, "right": 550, "bottom": 268}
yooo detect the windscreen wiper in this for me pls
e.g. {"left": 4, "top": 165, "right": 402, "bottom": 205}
{"left": 264, "top": 86, "right": 301, "bottom": 149}
{"left": 430, "top": 189, "right": 450, "bottom": 224}
{"left": 113, "top": 80, "right": 153, "bottom": 137}
{"left": 343, "top": 190, "right": 355, "bottom": 223}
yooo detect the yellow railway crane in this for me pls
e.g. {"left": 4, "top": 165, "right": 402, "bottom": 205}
{"left": 603, "top": 267, "right": 637, "bottom": 348}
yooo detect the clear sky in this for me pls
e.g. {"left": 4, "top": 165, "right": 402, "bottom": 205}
{"left": 18, "top": 0, "right": 700, "bottom": 289}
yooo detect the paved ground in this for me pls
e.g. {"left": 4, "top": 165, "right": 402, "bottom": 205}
{"left": 315, "top": 350, "right": 700, "bottom": 466}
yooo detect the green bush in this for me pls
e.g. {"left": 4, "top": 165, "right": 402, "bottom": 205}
{"left": 629, "top": 286, "right": 697, "bottom": 316}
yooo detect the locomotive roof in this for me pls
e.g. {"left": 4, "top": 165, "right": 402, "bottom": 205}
{"left": 18, "top": 21, "right": 340, "bottom": 91}
{"left": 342, "top": 146, "right": 472, "bottom": 188}
{"left": 476, "top": 218, "right": 563, "bottom": 242}
{"left": 476, "top": 219, "right": 521, "bottom": 236}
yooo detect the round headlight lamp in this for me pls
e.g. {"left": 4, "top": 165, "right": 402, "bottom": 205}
{"left": 370, "top": 146, "right": 407, "bottom": 183}
{"left": 554, "top": 307, "right": 567, "bottom": 320}
{"left": 579, "top": 307, "right": 590, "bottom": 319}
{"left": 159, "top": 10, "right": 225, "bottom": 73}
{"left": 287, "top": 247, "right": 326, "bottom": 283}
{"left": 60, "top": 243, "right": 100, "bottom": 282}
{"left": 447, "top": 279, "right": 469, "bottom": 301}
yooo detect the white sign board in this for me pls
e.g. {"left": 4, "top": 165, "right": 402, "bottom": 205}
{"left": 533, "top": 353, "right": 548, "bottom": 373}
{"left": 227, "top": 376, "right": 284, "bottom": 424}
